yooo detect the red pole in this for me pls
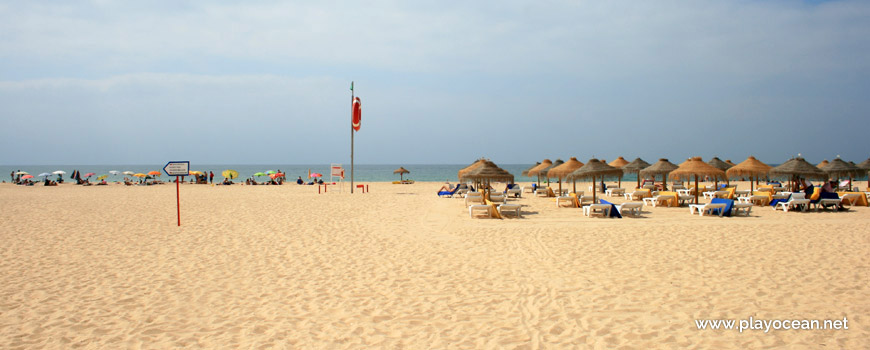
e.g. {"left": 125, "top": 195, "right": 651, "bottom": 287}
{"left": 176, "top": 176, "right": 181, "bottom": 226}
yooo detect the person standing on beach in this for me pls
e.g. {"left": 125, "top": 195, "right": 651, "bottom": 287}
{"left": 9, "top": 171, "right": 13, "bottom": 183}
{"left": 209, "top": 171, "right": 214, "bottom": 184}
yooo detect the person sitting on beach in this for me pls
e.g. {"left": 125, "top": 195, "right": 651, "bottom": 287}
{"left": 82, "top": 179, "right": 92, "bottom": 186}
{"left": 438, "top": 181, "right": 453, "bottom": 192}
{"left": 97, "top": 179, "right": 108, "bottom": 186}
{"left": 317, "top": 178, "right": 324, "bottom": 184}
{"left": 296, "top": 176, "right": 304, "bottom": 185}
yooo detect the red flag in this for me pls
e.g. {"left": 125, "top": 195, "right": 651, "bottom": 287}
{"left": 352, "top": 97, "right": 361, "bottom": 131}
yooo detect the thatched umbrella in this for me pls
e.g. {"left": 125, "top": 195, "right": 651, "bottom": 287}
{"left": 608, "top": 157, "right": 630, "bottom": 188}
{"left": 817, "top": 159, "right": 829, "bottom": 168}
{"left": 725, "top": 156, "right": 770, "bottom": 192}
{"left": 457, "top": 158, "right": 487, "bottom": 182}
{"left": 856, "top": 158, "right": 870, "bottom": 190}
{"left": 536, "top": 159, "right": 564, "bottom": 186}
{"left": 707, "top": 157, "right": 733, "bottom": 187}
{"left": 548, "top": 157, "right": 584, "bottom": 194}
{"left": 820, "top": 158, "right": 862, "bottom": 191}
{"left": 567, "top": 158, "right": 623, "bottom": 204}
{"left": 639, "top": 158, "right": 678, "bottom": 191}
{"left": 521, "top": 162, "right": 541, "bottom": 177}
{"left": 526, "top": 159, "right": 553, "bottom": 186}
{"left": 669, "top": 157, "right": 727, "bottom": 204}
{"left": 769, "top": 157, "right": 827, "bottom": 191}
{"left": 393, "top": 167, "right": 410, "bottom": 181}
{"left": 725, "top": 159, "right": 737, "bottom": 167}
{"left": 459, "top": 160, "right": 514, "bottom": 201}
{"left": 621, "top": 158, "right": 651, "bottom": 189}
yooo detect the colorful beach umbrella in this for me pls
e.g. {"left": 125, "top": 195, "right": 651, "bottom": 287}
{"left": 38, "top": 172, "right": 52, "bottom": 178}
{"left": 134, "top": 173, "right": 147, "bottom": 178}
{"left": 309, "top": 172, "right": 323, "bottom": 178}
{"left": 148, "top": 171, "right": 161, "bottom": 176}
{"left": 265, "top": 170, "right": 277, "bottom": 175}
{"left": 21, "top": 174, "right": 34, "bottom": 180}
{"left": 97, "top": 174, "right": 108, "bottom": 181}
{"left": 253, "top": 172, "right": 267, "bottom": 177}
{"left": 222, "top": 169, "right": 239, "bottom": 179}
{"left": 84, "top": 172, "right": 96, "bottom": 178}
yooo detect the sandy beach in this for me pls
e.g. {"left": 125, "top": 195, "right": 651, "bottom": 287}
{"left": 1, "top": 181, "right": 868, "bottom": 348}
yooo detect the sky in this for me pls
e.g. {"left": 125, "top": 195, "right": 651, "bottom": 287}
{"left": 1, "top": 0, "right": 869, "bottom": 166}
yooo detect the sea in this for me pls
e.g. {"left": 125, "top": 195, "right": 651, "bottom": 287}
{"left": 1, "top": 164, "right": 645, "bottom": 183}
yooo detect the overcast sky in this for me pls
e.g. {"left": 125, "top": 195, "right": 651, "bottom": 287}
{"left": 2, "top": 0, "right": 869, "bottom": 165}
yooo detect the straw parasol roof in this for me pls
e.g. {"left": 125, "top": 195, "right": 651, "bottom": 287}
{"left": 608, "top": 156, "right": 629, "bottom": 168}
{"left": 621, "top": 158, "right": 651, "bottom": 173}
{"left": 726, "top": 156, "right": 771, "bottom": 192}
{"left": 640, "top": 158, "right": 679, "bottom": 176}
{"left": 599, "top": 159, "right": 607, "bottom": 164}
{"left": 536, "top": 159, "right": 564, "bottom": 177}
{"left": 521, "top": 162, "right": 541, "bottom": 176}
{"left": 769, "top": 157, "right": 826, "bottom": 180}
{"left": 457, "top": 158, "right": 487, "bottom": 180}
{"left": 526, "top": 159, "right": 552, "bottom": 177}
{"left": 820, "top": 158, "right": 862, "bottom": 178}
{"left": 856, "top": 158, "right": 870, "bottom": 171}
{"left": 460, "top": 160, "right": 514, "bottom": 183}
{"left": 707, "top": 157, "right": 733, "bottom": 171}
{"left": 725, "top": 156, "right": 771, "bottom": 178}
{"left": 547, "top": 157, "right": 584, "bottom": 179}
{"left": 393, "top": 167, "right": 409, "bottom": 174}
{"left": 725, "top": 159, "right": 737, "bottom": 167}
{"left": 669, "top": 157, "right": 726, "bottom": 204}
{"left": 567, "top": 158, "right": 623, "bottom": 202}
{"left": 816, "top": 159, "right": 829, "bottom": 168}
{"left": 670, "top": 157, "right": 726, "bottom": 181}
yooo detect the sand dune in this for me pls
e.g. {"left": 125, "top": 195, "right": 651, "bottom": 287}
{"left": 1, "top": 181, "right": 868, "bottom": 348}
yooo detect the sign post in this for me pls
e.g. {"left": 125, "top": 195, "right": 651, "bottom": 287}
{"left": 163, "top": 161, "right": 190, "bottom": 226}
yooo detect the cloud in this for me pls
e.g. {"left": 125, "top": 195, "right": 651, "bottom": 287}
{"left": 1, "top": 1, "right": 869, "bottom": 165}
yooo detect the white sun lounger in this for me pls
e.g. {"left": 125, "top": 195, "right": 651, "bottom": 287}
{"left": 583, "top": 204, "right": 611, "bottom": 217}
{"left": 498, "top": 203, "right": 522, "bottom": 218}
{"left": 556, "top": 196, "right": 576, "bottom": 207}
{"left": 616, "top": 202, "right": 643, "bottom": 216}
{"left": 642, "top": 195, "right": 675, "bottom": 207}
{"left": 731, "top": 202, "right": 753, "bottom": 216}
{"left": 774, "top": 193, "right": 809, "bottom": 212}
{"left": 469, "top": 204, "right": 492, "bottom": 218}
{"left": 689, "top": 203, "right": 727, "bottom": 216}
{"left": 465, "top": 192, "right": 484, "bottom": 206}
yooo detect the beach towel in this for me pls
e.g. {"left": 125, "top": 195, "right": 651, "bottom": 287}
{"left": 485, "top": 199, "right": 503, "bottom": 219}
{"left": 710, "top": 198, "right": 734, "bottom": 217}
{"left": 809, "top": 187, "right": 821, "bottom": 202}
{"left": 598, "top": 200, "right": 623, "bottom": 218}
{"left": 725, "top": 187, "right": 736, "bottom": 199}
{"left": 837, "top": 192, "right": 869, "bottom": 206}
{"left": 656, "top": 191, "right": 680, "bottom": 207}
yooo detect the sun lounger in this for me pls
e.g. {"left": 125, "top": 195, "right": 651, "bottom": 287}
{"left": 535, "top": 188, "right": 550, "bottom": 197}
{"left": 616, "top": 202, "right": 643, "bottom": 216}
{"left": 469, "top": 204, "right": 492, "bottom": 218}
{"left": 498, "top": 204, "right": 522, "bottom": 218}
{"left": 815, "top": 198, "right": 842, "bottom": 210}
{"left": 731, "top": 202, "right": 752, "bottom": 216}
{"left": 605, "top": 188, "right": 625, "bottom": 197}
{"left": 465, "top": 192, "right": 484, "bottom": 206}
{"left": 505, "top": 185, "right": 522, "bottom": 198}
{"left": 438, "top": 186, "right": 460, "bottom": 198}
{"left": 556, "top": 196, "right": 576, "bottom": 207}
{"left": 623, "top": 190, "right": 646, "bottom": 201}
{"left": 678, "top": 195, "right": 695, "bottom": 206}
{"left": 689, "top": 203, "right": 728, "bottom": 216}
{"left": 489, "top": 193, "right": 507, "bottom": 204}
{"left": 774, "top": 193, "right": 809, "bottom": 212}
{"left": 583, "top": 204, "right": 611, "bottom": 217}
{"left": 578, "top": 195, "right": 594, "bottom": 206}
{"left": 642, "top": 195, "right": 675, "bottom": 207}
{"left": 840, "top": 193, "right": 861, "bottom": 207}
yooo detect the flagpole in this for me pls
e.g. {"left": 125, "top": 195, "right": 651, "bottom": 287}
{"left": 350, "top": 81, "right": 354, "bottom": 194}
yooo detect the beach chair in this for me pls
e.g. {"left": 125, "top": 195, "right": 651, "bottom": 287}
{"left": 469, "top": 205, "right": 492, "bottom": 218}
{"left": 498, "top": 204, "right": 522, "bottom": 218}
{"left": 643, "top": 194, "right": 675, "bottom": 207}
{"left": 616, "top": 202, "right": 643, "bottom": 216}
{"left": 605, "top": 188, "right": 625, "bottom": 197}
{"left": 556, "top": 196, "right": 576, "bottom": 207}
{"left": 583, "top": 204, "right": 611, "bottom": 217}
{"left": 535, "top": 188, "right": 550, "bottom": 197}
{"left": 578, "top": 195, "right": 594, "bottom": 206}
{"left": 689, "top": 203, "right": 728, "bottom": 216}
{"left": 465, "top": 192, "right": 484, "bottom": 206}
{"left": 840, "top": 193, "right": 861, "bottom": 207}
{"left": 489, "top": 192, "right": 507, "bottom": 204}
{"left": 678, "top": 195, "right": 695, "bottom": 206}
{"left": 505, "top": 184, "right": 522, "bottom": 198}
{"left": 815, "top": 198, "right": 842, "bottom": 210}
{"left": 774, "top": 193, "right": 810, "bottom": 212}
{"left": 623, "top": 190, "right": 646, "bottom": 201}
{"left": 438, "top": 186, "right": 460, "bottom": 198}
{"left": 731, "top": 202, "right": 753, "bottom": 216}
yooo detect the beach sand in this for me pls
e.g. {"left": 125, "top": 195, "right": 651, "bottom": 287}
{"left": 1, "top": 181, "right": 868, "bottom": 348}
